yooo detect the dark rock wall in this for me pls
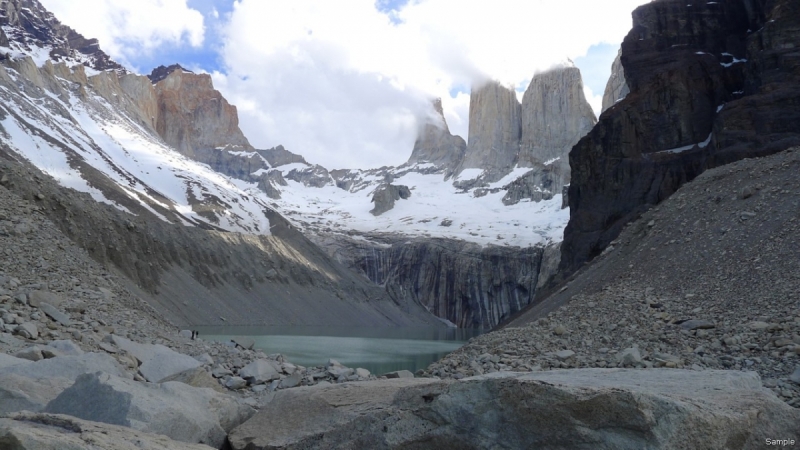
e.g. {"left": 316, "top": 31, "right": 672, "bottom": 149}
{"left": 316, "top": 234, "right": 559, "bottom": 329}
{"left": 560, "top": 0, "right": 800, "bottom": 276}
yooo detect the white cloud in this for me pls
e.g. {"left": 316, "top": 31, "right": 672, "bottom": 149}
{"left": 214, "top": 0, "right": 648, "bottom": 169}
{"left": 39, "top": 0, "right": 205, "bottom": 68}
{"left": 583, "top": 86, "right": 604, "bottom": 118}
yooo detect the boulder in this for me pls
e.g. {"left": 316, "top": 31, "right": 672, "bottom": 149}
{"left": 384, "top": 370, "right": 414, "bottom": 379}
{"left": 13, "top": 346, "right": 43, "bottom": 362}
{"left": 0, "top": 353, "right": 127, "bottom": 415}
{"left": 106, "top": 335, "right": 202, "bottom": 382}
{"left": 0, "top": 412, "right": 213, "bottom": 449}
{"left": 239, "top": 359, "right": 281, "bottom": 385}
{"left": 38, "top": 302, "right": 71, "bottom": 326}
{"left": 43, "top": 339, "right": 84, "bottom": 357}
{"left": 0, "top": 351, "right": 32, "bottom": 369}
{"left": 617, "top": 347, "right": 642, "bottom": 367}
{"left": 229, "top": 369, "right": 800, "bottom": 450}
{"left": 14, "top": 322, "right": 38, "bottom": 340}
{"left": 160, "top": 366, "right": 226, "bottom": 393}
{"left": 27, "top": 291, "right": 64, "bottom": 308}
{"left": 232, "top": 337, "right": 255, "bottom": 350}
{"left": 44, "top": 371, "right": 254, "bottom": 448}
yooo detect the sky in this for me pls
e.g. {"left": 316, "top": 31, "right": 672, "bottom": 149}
{"left": 39, "top": 0, "right": 648, "bottom": 170}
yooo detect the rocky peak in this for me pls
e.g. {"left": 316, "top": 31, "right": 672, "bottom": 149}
{"left": 153, "top": 67, "right": 252, "bottom": 157}
{"left": 407, "top": 98, "right": 466, "bottom": 175}
{"left": 148, "top": 64, "right": 193, "bottom": 84}
{"left": 601, "top": 49, "right": 629, "bottom": 113}
{"left": 519, "top": 64, "right": 596, "bottom": 169}
{"left": 0, "top": 0, "right": 123, "bottom": 72}
{"left": 457, "top": 80, "right": 521, "bottom": 179}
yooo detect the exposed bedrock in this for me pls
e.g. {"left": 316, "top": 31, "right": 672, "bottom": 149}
{"left": 457, "top": 80, "right": 521, "bottom": 179}
{"left": 518, "top": 65, "right": 597, "bottom": 179}
{"left": 407, "top": 98, "right": 467, "bottom": 176}
{"left": 560, "top": 0, "right": 800, "bottom": 277}
{"left": 313, "top": 234, "right": 561, "bottom": 329}
{"left": 601, "top": 49, "right": 630, "bottom": 113}
{"left": 229, "top": 369, "right": 800, "bottom": 450}
{"left": 369, "top": 184, "right": 411, "bottom": 216}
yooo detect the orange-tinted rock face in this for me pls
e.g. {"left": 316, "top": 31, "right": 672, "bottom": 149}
{"left": 154, "top": 69, "right": 252, "bottom": 157}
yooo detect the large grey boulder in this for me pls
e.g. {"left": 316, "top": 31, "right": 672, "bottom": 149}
{"left": 239, "top": 359, "right": 281, "bottom": 385}
{"left": 0, "top": 353, "right": 126, "bottom": 415}
{"left": 107, "top": 335, "right": 202, "bottom": 382}
{"left": 0, "top": 412, "right": 213, "bottom": 449}
{"left": 0, "top": 351, "right": 32, "bottom": 369}
{"left": 44, "top": 371, "right": 254, "bottom": 448}
{"left": 229, "top": 369, "right": 800, "bottom": 450}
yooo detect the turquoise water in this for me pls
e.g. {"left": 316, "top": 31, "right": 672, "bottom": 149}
{"left": 194, "top": 326, "right": 482, "bottom": 375}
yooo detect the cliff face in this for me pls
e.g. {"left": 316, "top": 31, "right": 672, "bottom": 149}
{"left": 519, "top": 65, "right": 596, "bottom": 168}
{"left": 153, "top": 67, "right": 252, "bottom": 157}
{"left": 561, "top": 0, "right": 800, "bottom": 276}
{"left": 407, "top": 98, "right": 466, "bottom": 175}
{"left": 315, "top": 234, "right": 561, "bottom": 329}
{"left": 458, "top": 81, "right": 521, "bottom": 178}
{"left": 601, "top": 49, "right": 630, "bottom": 113}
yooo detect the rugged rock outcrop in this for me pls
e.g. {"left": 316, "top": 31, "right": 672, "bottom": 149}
{"left": 153, "top": 66, "right": 252, "bottom": 157}
{"left": 457, "top": 81, "right": 521, "bottom": 179}
{"left": 601, "top": 49, "right": 630, "bottom": 113}
{"left": 229, "top": 369, "right": 800, "bottom": 450}
{"left": 407, "top": 98, "right": 466, "bottom": 175}
{"left": 369, "top": 184, "right": 411, "bottom": 216}
{"left": 561, "top": 0, "right": 800, "bottom": 276}
{"left": 0, "top": 0, "right": 123, "bottom": 72}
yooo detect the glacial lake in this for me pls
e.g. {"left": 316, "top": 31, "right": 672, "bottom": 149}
{"left": 194, "top": 326, "right": 483, "bottom": 375}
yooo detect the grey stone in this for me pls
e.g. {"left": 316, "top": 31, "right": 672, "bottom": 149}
{"left": 384, "top": 370, "right": 414, "bottom": 379}
{"left": 212, "top": 366, "right": 233, "bottom": 378}
{"left": 0, "top": 351, "right": 32, "bottom": 369}
{"left": 13, "top": 346, "right": 43, "bottom": 362}
{"left": 228, "top": 369, "right": 800, "bottom": 450}
{"left": 239, "top": 359, "right": 281, "bottom": 385}
{"left": 179, "top": 329, "right": 193, "bottom": 339}
{"left": 160, "top": 366, "right": 226, "bottom": 393}
{"left": 355, "top": 368, "right": 370, "bottom": 378}
{"left": 555, "top": 350, "right": 576, "bottom": 361}
{"left": 280, "top": 373, "right": 302, "bottom": 389}
{"left": 194, "top": 353, "right": 214, "bottom": 365}
{"left": 106, "top": 335, "right": 202, "bottom": 382}
{"left": 0, "top": 412, "right": 213, "bottom": 449}
{"left": 27, "top": 291, "right": 64, "bottom": 308}
{"left": 681, "top": 319, "right": 716, "bottom": 331}
{"left": 39, "top": 302, "right": 71, "bottom": 326}
{"left": 617, "top": 347, "right": 642, "bottom": 367}
{"left": 225, "top": 376, "right": 248, "bottom": 390}
{"left": 232, "top": 337, "right": 255, "bottom": 350}
{"left": 790, "top": 366, "right": 800, "bottom": 385}
{"left": 14, "top": 322, "right": 38, "bottom": 339}
{"left": 45, "top": 371, "right": 254, "bottom": 448}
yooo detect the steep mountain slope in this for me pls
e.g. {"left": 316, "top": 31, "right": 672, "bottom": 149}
{"left": 560, "top": 0, "right": 800, "bottom": 277}
{"left": 0, "top": 0, "right": 441, "bottom": 327}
